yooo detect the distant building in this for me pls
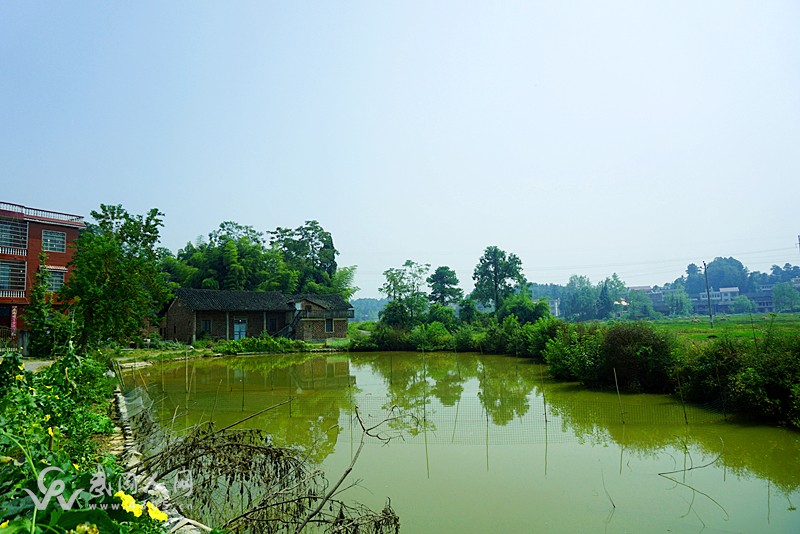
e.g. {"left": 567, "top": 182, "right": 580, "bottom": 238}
{"left": 0, "top": 201, "right": 85, "bottom": 351}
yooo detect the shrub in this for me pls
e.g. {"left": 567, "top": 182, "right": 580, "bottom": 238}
{"left": 599, "top": 322, "right": 677, "bottom": 392}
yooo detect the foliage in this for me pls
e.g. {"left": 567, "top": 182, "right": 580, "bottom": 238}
{"left": 772, "top": 283, "right": 800, "bottom": 312}
{"left": 471, "top": 246, "right": 523, "bottom": 313}
{"left": 731, "top": 295, "right": 754, "bottom": 314}
{"left": 378, "top": 260, "right": 430, "bottom": 327}
{"left": 409, "top": 322, "right": 452, "bottom": 351}
{"left": 214, "top": 333, "right": 308, "bottom": 355}
{"left": 24, "top": 254, "right": 73, "bottom": 359}
{"left": 497, "top": 292, "right": 550, "bottom": 325}
{"left": 269, "top": 220, "right": 339, "bottom": 293}
{"left": 61, "top": 205, "right": 172, "bottom": 351}
{"left": 663, "top": 287, "right": 693, "bottom": 316}
{"left": 543, "top": 322, "right": 676, "bottom": 392}
{"left": 0, "top": 350, "right": 168, "bottom": 533}
{"left": 425, "top": 303, "right": 458, "bottom": 331}
{"left": 164, "top": 220, "right": 358, "bottom": 299}
{"left": 560, "top": 275, "right": 597, "bottom": 322}
{"left": 625, "top": 289, "right": 660, "bottom": 320}
{"left": 426, "top": 266, "right": 463, "bottom": 305}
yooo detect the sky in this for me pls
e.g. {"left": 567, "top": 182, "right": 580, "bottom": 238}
{"left": 2, "top": 1, "right": 799, "bottom": 298}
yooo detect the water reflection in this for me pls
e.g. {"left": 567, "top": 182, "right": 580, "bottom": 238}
{"left": 127, "top": 351, "right": 800, "bottom": 530}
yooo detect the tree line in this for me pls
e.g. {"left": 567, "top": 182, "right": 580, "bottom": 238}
{"left": 26, "top": 205, "right": 359, "bottom": 356}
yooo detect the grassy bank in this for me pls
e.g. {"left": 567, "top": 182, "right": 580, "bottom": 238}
{"left": 0, "top": 350, "right": 171, "bottom": 534}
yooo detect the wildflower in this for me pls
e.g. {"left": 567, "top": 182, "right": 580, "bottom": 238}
{"left": 146, "top": 501, "right": 168, "bottom": 522}
{"left": 15, "top": 375, "right": 23, "bottom": 381}
{"left": 44, "top": 414, "right": 51, "bottom": 423}
{"left": 114, "top": 490, "right": 143, "bottom": 517}
{"left": 18, "top": 364, "right": 24, "bottom": 371}
{"left": 54, "top": 395, "right": 60, "bottom": 400}
{"left": 45, "top": 385, "right": 52, "bottom": 389}
{"left": 0, "top": 520, "right": 9, "bottom": 528}
{"left": 47, "top": 427, "right": 54, "bottom": 438}
{"left": 73, "top": 463, "right": 79, "bottom": 471}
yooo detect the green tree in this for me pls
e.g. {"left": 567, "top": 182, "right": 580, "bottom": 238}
{"left": 731, "top": 295, "right": 754, "bottom": 314}
{"left": 625, "top": 288, "right": 659, "bottom": 320}
{"left": 24, "top": 253, "right": 71, "bottom": 358}
{"left": 706, "top": 257, "right": 750, "bottom": 292}
{"left": 497, "top": 292, "right": 550, "bottom": 325}
{"left": 427, "top": 266, "right": 463, "bottom": 305}
{"left": 561, "top": 275, "right": 597, "bottom": 322}
{"left": 379, "top": 260, "right": 431, "bottom": 327}
{"left": 61, "top": 204, "right": 173, "bottom": 350}
{"left": 664, "top": 287, "right": 692, "bottom": 316}
{"left": 472, "top": 246, "right": 523, "bottom": 314}
{"left": 270, "top": 220, "right": 338, "bottom": 292}
{"left": 772, "top": 283, "right": 800, "bottom": 312}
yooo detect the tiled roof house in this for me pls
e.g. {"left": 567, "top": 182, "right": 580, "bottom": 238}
{"left": 163, "top": 288, "right": 354, "bottom": 344}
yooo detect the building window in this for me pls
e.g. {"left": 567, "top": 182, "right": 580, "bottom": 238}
{"left": 0, "top": 260, "right": 26, "bottom": 292}
{"left": 45, "top": 270, "right": 65, "bottom": 292}
{"left": 325, "top": 318, "right": 334, "bottom": 333}
{"left": 200, "top": 319, "right": 212, "bottom": 334}
{"left": 0, "top": 219, "right": 28, "bottom": 249}
{"left": 42, "top": 231, "right": 66, "bottom": 253}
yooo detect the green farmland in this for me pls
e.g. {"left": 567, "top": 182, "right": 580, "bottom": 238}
{"left": 653, "top": 313, "right": 800, "bottom": 342}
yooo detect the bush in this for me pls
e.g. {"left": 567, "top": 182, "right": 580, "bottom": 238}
{"left": 599, "top": 322, "right": 677, "bottom": 392}
{"left": 409, "top": 322, "right": 453, "bottom": 351}
{"left": 215, "top": 334, "right": 307, "bottom": 355}
{"left": 452, "top": 325, "right": 476, "bottom": 352}
{"left": 543, "top": 323, "right": 603, "bottom": 383}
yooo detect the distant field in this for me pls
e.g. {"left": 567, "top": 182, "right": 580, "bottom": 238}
{"left": 652, "top": 313, "right": 800, "bottom": 342}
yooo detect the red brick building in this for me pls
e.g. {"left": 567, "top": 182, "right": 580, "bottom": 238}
{"left": 0, "top": 202, "right": 85, "bottom": 349}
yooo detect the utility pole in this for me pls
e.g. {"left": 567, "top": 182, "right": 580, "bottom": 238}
{"left": 703, "top": 260, "right": 714, "bottom": 329}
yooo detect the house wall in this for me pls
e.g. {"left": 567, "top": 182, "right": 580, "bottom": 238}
{"left": 164, "top": 303, "right": 290, "bottom": 343}
{"left": 298, "top": 318, "right": 347, "bottom": 341}
{"left": 0, "top": 205, "right": 83, "bottom": 350}
{"left": 164, "top": 299, "right": 195, "bottom": 343}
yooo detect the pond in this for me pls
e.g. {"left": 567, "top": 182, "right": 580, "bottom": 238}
{"left": 125, "top": 352, "right": 800, "bottom": 533}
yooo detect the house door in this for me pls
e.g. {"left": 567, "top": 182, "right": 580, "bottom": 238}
{"left": 233, "top": 318, "right": 247, "bottom": 340}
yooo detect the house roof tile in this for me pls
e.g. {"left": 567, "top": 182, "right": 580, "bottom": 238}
{"left": 174, "top": 288, "right": 293, "bottom": 311}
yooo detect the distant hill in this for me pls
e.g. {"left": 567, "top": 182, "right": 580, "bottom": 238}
{"left": 350, "top": 298, "right": 389, "bottom": 322}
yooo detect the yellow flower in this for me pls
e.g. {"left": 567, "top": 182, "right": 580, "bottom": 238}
{"left": 72, "top": 463, "right": 79, "bottom": 470}
{"left": 54, "top": 395, "right": 60, "bottom": 400}
{"left": 15, "top": 375, "right": 23, "bottom": 381}
{"left": 0, "top": 520, "right": 9, "bottom": 528}
{"left": 44, "top": 414, "right": 51, "bottom": 422}
{"left": 146, "top": 501, "right": 168, "bottom": 522}
{"left": 18, "top": 364, "right": 24, "bottom": 371}
{"left": 114, "top": 491, "right": 143, "bottom": 517}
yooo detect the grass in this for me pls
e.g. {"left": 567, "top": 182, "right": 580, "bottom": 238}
{"left": 652, "top": 313, "right": 800, "bottom": 342}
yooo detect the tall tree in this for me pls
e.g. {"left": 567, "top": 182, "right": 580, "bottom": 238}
{"left": 379, "top": 260, "right": 430, "bottom": 327}
{"left": 664, "top": 287, "right": 692, "bottom": 316}
{"left": 427, "top": 266, "right": 463, "bottom": 305}
{"left": 772, "top": 283, "right": 800, "bottom": 312}
{"left": 61, "top": 205, "right": 172, "bottom": 350}
{"left": 561, "top": 275, "right": 597, "bottom": 321}
{"left": 270, "top": 220, "right": 338, "bottom": 292}
{"left": 472, "top": 246, "right": 523, "bottom": 313}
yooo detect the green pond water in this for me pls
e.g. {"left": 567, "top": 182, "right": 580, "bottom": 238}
{"left": 125, "top": 352, "right": 800, "bottom": 533}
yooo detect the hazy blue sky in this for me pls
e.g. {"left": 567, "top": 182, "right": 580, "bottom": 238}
{"left": 3, "top": 2, "right": 799, "bottom": 297}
